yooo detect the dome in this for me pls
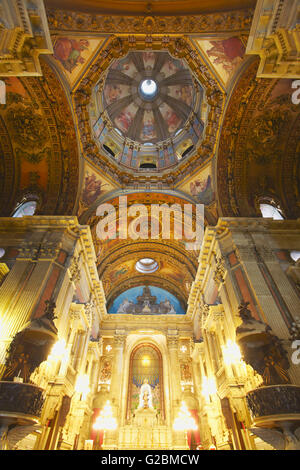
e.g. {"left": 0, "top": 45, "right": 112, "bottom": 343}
{"left": 90, "top": 51, "right": 206, "bottom": 170}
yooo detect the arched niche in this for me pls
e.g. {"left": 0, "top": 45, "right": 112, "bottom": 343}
{"left": 126, "top": 343, "right": 165, "bottom": 422}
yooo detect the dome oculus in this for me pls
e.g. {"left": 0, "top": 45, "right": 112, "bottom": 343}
{"left": 135, "top": 258, "right": 159, "bottom": 274}
{"left": 139, "top": 79, "right": 158, "bottom": 100}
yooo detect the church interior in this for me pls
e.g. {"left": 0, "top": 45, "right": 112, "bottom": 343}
{"left": 0, "top": 0, "right": 300, "bottom": 451}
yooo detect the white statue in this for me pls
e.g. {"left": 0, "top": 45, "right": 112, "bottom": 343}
{"left": 138, "top": 379, "right": 153, "bottom": 409}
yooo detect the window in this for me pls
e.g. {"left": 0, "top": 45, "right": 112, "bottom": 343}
{"left": 135, "top": 258, "right": 158, "bottom": 273}
{"left": 0, "top": 248, "right": 5, "bottom": 259}
{"left": 12, "top": 200, "right": 37, "bottom": 218}
{"left": 290, "top": 251, "right": 300, "bottom": 262}
{"left": 259, "top": 202, "right": 284, "bottom": 220}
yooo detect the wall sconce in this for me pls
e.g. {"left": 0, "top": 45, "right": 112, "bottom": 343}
{"left": 93, "top": 400, "right": 117, "bottom": 431}
{"left": 173, "top": 401, "right": 197, "bottom": 431}
{"left": 75, "top": 374, "right": 90, "bottom": 400}
{"left": 222, "top": 340, "right": 242, "bottom": 366}
{"left": 201, "top": 376, "right": 217, "bottom": 402}
{"left": 47, "top": 339, "right": 69, "bottom": 363}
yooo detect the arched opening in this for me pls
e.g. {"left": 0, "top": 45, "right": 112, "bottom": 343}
{"left": 12, "top": 200, "right": 37, "bottom": 218}
{"left": 126, "top": 343, "right": 165, "bottom": 421}
{"left": 103, "top": 144, "right": 115, "bottom": 157}
{"left": 259, "top": 201, "right": 284, "bottom": 220}
{"left": 139, "top": 163, "right": 157, "bottom": 169}
{"left": 181, "top": 145, "right": 194, "bottom": 158}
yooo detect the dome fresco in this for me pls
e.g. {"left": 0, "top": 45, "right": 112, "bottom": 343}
{"left": 90, "top": 51, "right": 206, "bottom": 170}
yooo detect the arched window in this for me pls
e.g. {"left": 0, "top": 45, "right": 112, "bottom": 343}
{"left": 127, "top": 343, "right": 165, "bottom": 421}
{"left": 259, "top": 198, "right": 284, "bottom": 220}
{"left": 12, "top": 200, "right": 37, "bottom": 218}
{"left": 0, "top": 248, "right": 5, "bottom": 259}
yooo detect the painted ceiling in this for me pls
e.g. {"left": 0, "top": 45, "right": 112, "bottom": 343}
{"left": 101, "top": 51, "right": 198, "bottom": 144}
{"left": 1, "top": 2, "right": 299, "bottom": 315}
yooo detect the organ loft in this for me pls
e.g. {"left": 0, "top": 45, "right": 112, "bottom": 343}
{"left": 0, "top": 0, "right": 300, "bottom": 451}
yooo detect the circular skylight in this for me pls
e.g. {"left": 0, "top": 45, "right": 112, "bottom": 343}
{"left": 140, "top": 79, "right": 158, "bottom": 100}
{"left": 135, "top": 258, "right": 159, "bottom": 274}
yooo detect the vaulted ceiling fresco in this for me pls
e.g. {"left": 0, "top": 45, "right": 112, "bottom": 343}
{"left": 0, "top": 60, "right": 79, "bottom": 216}
{"left": 1, "top": 1, "right": 299, "bottom": 315}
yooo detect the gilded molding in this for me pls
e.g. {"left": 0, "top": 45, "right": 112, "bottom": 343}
{"left": 46, "top": 9, "right": 254, "bottom": 34}
{"left": 72, "top": 35, "right": 225, "bottom": 186}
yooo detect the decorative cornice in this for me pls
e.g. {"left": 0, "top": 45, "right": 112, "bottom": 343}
{"left": 46, "top": 9, "right": 254, "bottom": 34}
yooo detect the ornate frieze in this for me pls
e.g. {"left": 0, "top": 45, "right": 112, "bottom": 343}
{"left": 46, "top": 9, "right": 254, "bottom": 34}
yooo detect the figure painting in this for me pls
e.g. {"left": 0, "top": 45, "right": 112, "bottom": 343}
{"left": 160, "top": 57, "right": 185, "bottom": 78}
{"left": 196, "top": 36, "right": 245, "bottom": 86}
{"left": 104, "top": 84, "right": 130, "bottom": 106}
{"left": 190, "top": 174, "right": 215, "bottom": 205}
{"left": 143, "top": 51, "right": 156, "bottom": 70}
{"left": 114, "top": 103, "right": 138, "bottom": 134}
{"left": 108, "top": 286, "right": 185, "bottom": 314}
{"left": 111, "top": 55, "right": 137, "bottom": 78}
{"left": 178, "top": 165, "right": 215, "bottom": 206}
{"left": 140, "top": 111, "right": 157, "bottom": 141}
{"left": 168, "top": 84, "right": 194, "bottom": 107}
{"left": 159, "top": 103, "right": 182, "bottom": 134}
{"left": 53, "top": 37, "right": 103, "bottom": 86}
{"left": 53, "top": 37, "right": 90, "bottom": 73}
{"left": 81, "top": 169, "right": 112, "bottom": 206}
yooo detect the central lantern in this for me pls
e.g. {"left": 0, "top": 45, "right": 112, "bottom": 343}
{"left": 90, "top": 51, "right": 207, "bottom": 170}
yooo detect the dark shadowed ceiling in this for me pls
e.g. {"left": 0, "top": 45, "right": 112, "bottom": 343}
{"left": 44, "top": 0, "right": 256, "bottom": 15}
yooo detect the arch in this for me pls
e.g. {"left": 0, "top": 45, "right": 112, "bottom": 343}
{"left": 126, "top": 342, "right": 165, "bottom": 421}
{"left": 0, "top": 60, "right": 80, "bottom": 216}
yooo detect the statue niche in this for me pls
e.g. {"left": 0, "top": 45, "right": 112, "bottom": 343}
{"left": 128, "top": 344, "right": 164, "bottom": 422}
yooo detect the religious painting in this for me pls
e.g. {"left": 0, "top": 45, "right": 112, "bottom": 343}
{"left": 160, "top": 57, "right": 185, "bottom": 78}
{"left": 52, "top": 37, "right": 104, "bottom": 87}
{"left": 99, "top": 360, "right": 112, "bottom": 384}
{"left": 104, "top": 83, "right": 130, "bottom": 106}
{"left": 180, "top": 362, "right": 193, "bottom": 384}
{"left": 108, "top": 286, "right": 185, "bottom": 314}
{"left": 114, "top": 102, "right": 138, "bottom": 134}
{"left": 159, "top": 102, "right": 182, "bottom": 134}
{"left": 179, "top": 164, "right": 215, "bottom": 206}
{"left": 195, "top": 36, "right": 246, "bottom": 86}
{"left": 143, "top": 51, "right": 156, "bottom": 70}
{"left": 111, "top": 55, "right": 137, "bottom": 78}
{"left": 81, "top": 167, "right": 115, "bottom": 207}
{"left": 140, "top": 111, "right": 157, "bottom": 141}
{"left": 168, "top": 85, "right": 194, "bottom": 107}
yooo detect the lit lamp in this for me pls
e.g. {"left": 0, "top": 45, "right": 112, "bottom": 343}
{"left": 222, "top": 340, "right": 242, "bottom": 366}
{"left": 173, "top": 401, "right": 197, "bottom": 431}
{"left": 93, "top": 400, "right": 117, "bottom": 450}
{"left": 75, "top": 374, "right": 90, "bottom": 401}
{"left": 47, "top": 339, "right": 69, "bottom": 363}
{"left": 173, "top": 401, "right": 197, "bottom": 450}
{"left": 201, "top": 375, "right": 217, "bottom": 403}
